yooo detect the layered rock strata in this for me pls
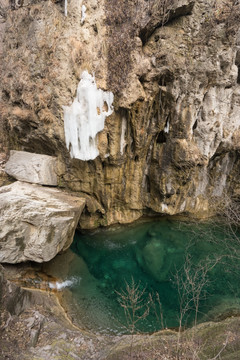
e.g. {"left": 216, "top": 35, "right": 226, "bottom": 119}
{"left": 0, "top": 0, "right": 239, "bottom": 228}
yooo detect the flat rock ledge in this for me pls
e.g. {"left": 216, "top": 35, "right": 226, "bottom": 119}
{"left": 0, "top": 181, "right": 85, "bottom": 263}
{"left": 5, "top": 150, "right": 58, "bottom": 186}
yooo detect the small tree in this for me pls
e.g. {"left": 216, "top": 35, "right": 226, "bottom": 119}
{"left": 174, "top": 253, "right": 223, "bottom": 358}
{"left": 116, "top": 277, "right": 150, "bottom": 358}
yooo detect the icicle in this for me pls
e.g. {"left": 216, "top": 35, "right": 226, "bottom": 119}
{"left": 164, "top": 119, "right": 169, "bottom": 133}
{"left": 161, "top": 204, "right": 168, "bottom": 212}
{"left": 120, "top": 117, "right": 127, "bottom": 155}
{"left": 64, "top": 0, "right": 67, "bottom": 17}
{"left": 63, "top": 71, "right": 114, "bottom": 161}
{"left": 81, "top": 5, "right": 86, "bottom": 24}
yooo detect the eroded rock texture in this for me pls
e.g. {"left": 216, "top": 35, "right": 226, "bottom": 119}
{"left": 0, "top": 0, "right": 240, "bottom": 228}
{"left": 0, "top": 181, "right": 85, "bottom": 263}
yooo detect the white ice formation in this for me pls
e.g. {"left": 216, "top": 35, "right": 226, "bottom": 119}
{"left": 64, "top": 71, "right": 114, "bottom": 161}
{"left": 120, "top": 116, "right": 127, "bottom": 155}
{"left": 64, "top": 0, "right": 67, "bottom": 17}
{"left": 81, "top": 5, "right": 86, "bottom": 24}
{"left": 161, "top": 203, "right": 168, "bottom": 212}
{"left": 164, "top": 119, "right": 170, "bottom": 133}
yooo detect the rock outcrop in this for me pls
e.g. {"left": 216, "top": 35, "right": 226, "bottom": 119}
{"left": 0, "top": 264, "right": 107, "bottom": 359}
{"left": 0, "top": 181, "right": 85, "bottom": 263}
{"left": 0, "top": 0, "right": 239, "bottom": 228}
{"left": 5, "top": 150, "right": 58, "bottom": 185}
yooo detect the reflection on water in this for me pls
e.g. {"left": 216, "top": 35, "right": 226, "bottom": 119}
{"left": 44, "top": 218, "right": 240, "bottom": 334}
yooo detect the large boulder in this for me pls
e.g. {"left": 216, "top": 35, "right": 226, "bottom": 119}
{"left": 5, "top": 150, "right": 58, "bottom": 186}
{"left": 0, "top": 181, "right": 85, "bottom": 263}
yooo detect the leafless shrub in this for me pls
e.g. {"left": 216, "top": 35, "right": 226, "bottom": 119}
{"left": 116, "top": 266, "right": 230, "bottom": 359}
{"left": 116, "top": 277, "right": 150, "bottom": 358}
{"left": 148, "top": 0, "right": 175, "bottom": 25}
{"left": 215, "top": 195, "right": 240, "bottom": 261}
{"left": 213, "top": 0, "right": 240, "bottom": 35}
{"left": 116, "top": 277, "right": 150, "bottom": 335}
{"left": 202, "top": 0, "right": 240, "bottom": 42}
{"left": 105, "top": 0, "right": 137, "bottom": 96}
{"left": 148, "top": 291, "right": 165, "bottom": 330}
{"left": 105, "top": 0, "right": 176, "bottom": 96}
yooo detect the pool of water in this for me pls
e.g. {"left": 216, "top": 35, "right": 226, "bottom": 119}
{"left": 45, "top": 218, "right": 240, "bottom": 334}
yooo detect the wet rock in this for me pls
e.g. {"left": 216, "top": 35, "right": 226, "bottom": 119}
{"left": 0, "top": 181, "right": 85, "bottom": 263}
{"left": 5, "top": 150, "right": 58, "bottom": 186}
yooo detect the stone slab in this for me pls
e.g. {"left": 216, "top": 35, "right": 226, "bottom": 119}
{"left": 5, "top": 150, "right": 58, "bottom": 186}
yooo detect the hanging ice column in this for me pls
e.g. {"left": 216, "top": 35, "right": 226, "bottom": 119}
{"left": 81, "top": 5, "right": 86, "bottom": 24}
{"left": 64, "top": 71, "right": 114, "bottom": 161}
{"left": 64, "top": 0, "right": 67, "bottom": 16}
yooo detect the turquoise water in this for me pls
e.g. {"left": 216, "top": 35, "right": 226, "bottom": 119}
{"left": 65, "top": 218, "right": 240, "bottom": 334}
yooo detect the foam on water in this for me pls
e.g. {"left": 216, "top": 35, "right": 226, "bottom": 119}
{"left": 49, "top": 277, "right": 80, "bottom": 290}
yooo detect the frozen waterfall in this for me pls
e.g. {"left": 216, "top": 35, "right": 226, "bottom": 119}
{"left": 64, "top": 71, "right": 114, "bottom": 161}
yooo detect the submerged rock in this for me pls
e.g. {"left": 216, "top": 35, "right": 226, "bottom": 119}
{"left": 140, "top": 238, "right": 169, "bottom": 282}
{"left": 0, "top": 181, "right": 85, "bottom": 263}
{"left": 5, "top": 150, "right": 58, "bottom": 186}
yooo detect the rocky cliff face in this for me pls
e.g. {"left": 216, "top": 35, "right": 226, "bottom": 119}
{"left": 0, "top": 0, "right": 240, "bottom": 228}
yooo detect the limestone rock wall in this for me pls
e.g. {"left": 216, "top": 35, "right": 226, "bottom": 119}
{"left": 0, "top": 0, "right": 240, "bottom": 228}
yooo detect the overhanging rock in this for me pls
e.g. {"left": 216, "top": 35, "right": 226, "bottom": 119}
{"left": 0, "top": 181, "right": 85, "bottom": 263}
{"left": 139, "top": 0, "right": 195, "bottom": 44}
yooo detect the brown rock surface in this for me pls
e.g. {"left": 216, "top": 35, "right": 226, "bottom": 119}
{"left": 0, "top": 0, "right": 239, "bottom": 228}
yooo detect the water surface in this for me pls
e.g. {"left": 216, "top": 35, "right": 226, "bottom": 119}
{"left": 47, "top": 218, "right": 240, "bottom": 334}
